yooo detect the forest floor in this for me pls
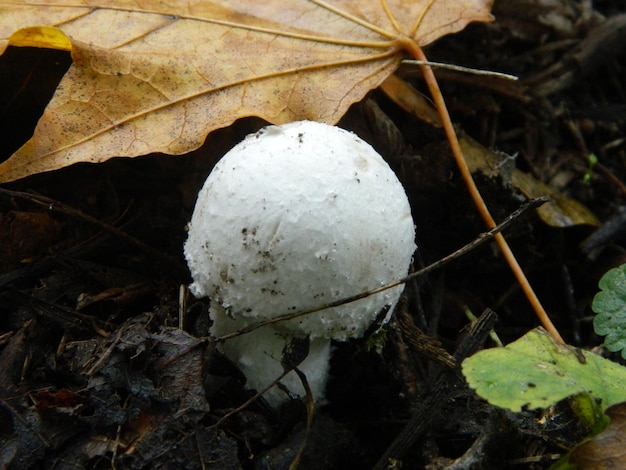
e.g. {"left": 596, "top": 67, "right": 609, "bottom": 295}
{"left": 1, "top": 1, "right": 626, "bottom": 468}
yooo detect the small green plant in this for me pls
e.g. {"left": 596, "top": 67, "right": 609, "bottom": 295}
{"left": 461, "top": 267, "right": 626, "bottom": 469}
{"left": 591, "top": 263, "right": 626, "bottom": 358}
{"left": 462, "top": 265, "right": 626, "bottom": 411}
{"left": 365, "top": 328, "right": 388, "bottom": 355}
{"left": 582, "top": 153, "right": 598, "bottom": 185}
{"left": 462, "top": 328, "right": 626, "bottom": 469}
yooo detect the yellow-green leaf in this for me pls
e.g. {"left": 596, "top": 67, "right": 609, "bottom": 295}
{"left": 462, "top": 328, "right": 626, "bottom": 412}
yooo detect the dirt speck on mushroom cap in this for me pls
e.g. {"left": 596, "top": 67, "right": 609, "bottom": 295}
{"left": 184, "top": 120, "right": 416, "bottom": 341}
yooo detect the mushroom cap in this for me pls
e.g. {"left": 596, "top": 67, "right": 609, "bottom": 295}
{"left": 185, "top": 120, "right": 415, "bottom": 341}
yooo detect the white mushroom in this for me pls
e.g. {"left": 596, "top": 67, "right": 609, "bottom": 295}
{"left": 185, "top": 120, "right": 415, "bottom": 406}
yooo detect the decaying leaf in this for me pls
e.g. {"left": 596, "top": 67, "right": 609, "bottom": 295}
{"left": 379, "top": 74, "right": 442, "bottom": 127}
{"left": 0, "top": 210, "right": 62, "bottom": 270}
{"left": 570, "top": 402, "right": 626, "bottom": 470}
{"left": 0, "top": 0, "right": 494, "bottom": 182}
{"left": 459, "top": 132, "right": 599, "bottom": 227}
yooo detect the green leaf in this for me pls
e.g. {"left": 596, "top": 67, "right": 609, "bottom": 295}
{"left": 570, "top": 392, "right": 610, "bottom": 434}
{"left": 592, "top": 264, "right": 626, "bottom": 359}
{"left": 461, "top": 328, "right": 626, "bottom": 412}
{"left": 547, "top": 394, "right": 611, "bottom": 470}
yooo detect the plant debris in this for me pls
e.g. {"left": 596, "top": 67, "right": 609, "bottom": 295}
{"left": 1, "top": 1, "right": 626, "bottom": 468}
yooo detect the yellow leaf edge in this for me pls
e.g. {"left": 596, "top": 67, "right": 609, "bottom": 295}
{"left": 7, "top": 26, "right": 71, "bottom": 52}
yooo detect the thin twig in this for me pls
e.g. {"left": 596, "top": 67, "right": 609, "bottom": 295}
{"left": 216, "top": 198, "right": 546, "bottom": 343}
{"left": 401, "top": 59, "right": 518, "bottom": 81}
{"left": 209, "top": 367, "right": 292, "bottom": 429}
{"left": 402, "top": 41, "right": 564, "bottom": 344}
{"left": 0, "top": 187, "right": 189, "bottom": 279}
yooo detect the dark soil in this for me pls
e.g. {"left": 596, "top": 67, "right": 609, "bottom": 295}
{"left": 2, "top": 1, "right": 626, "bottom": 468}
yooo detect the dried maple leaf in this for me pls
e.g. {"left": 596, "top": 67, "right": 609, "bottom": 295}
{"left": 0, "top": 0, "right": 493, "bottom": 182}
